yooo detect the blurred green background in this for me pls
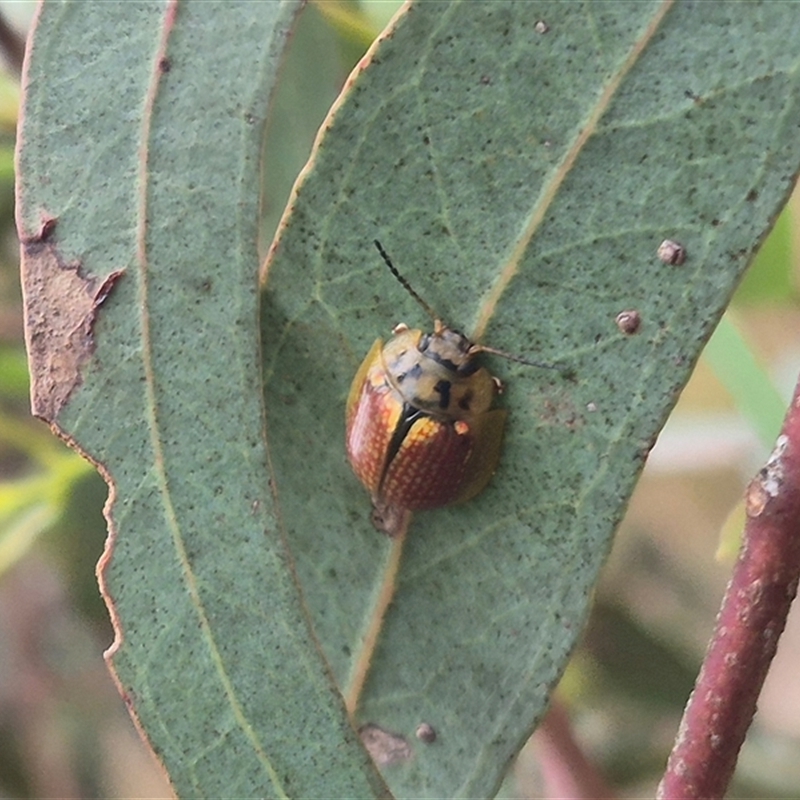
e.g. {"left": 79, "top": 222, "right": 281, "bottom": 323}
{"left": 2, "top": 2, "right": 799, "bottom": 797}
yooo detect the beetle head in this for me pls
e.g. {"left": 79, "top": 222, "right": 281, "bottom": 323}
{"left": 418, "top": 321, "right": 481, "bottom": 376}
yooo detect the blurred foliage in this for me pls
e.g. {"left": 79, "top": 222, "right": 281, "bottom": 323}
{"left": 703, "top": 314, "right": 786, "bottom": 450}
{"left": 2, "top": 1, "right": 800, "bottom": 798}
{"left": 734, "top": 203, "right": 797, "bottom": 305}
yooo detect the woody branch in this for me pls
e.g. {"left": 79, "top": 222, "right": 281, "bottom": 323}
{"left": 657, "top": 374, "right": 800, "bottom": 799}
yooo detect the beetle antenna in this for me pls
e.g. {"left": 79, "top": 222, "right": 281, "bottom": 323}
{"left": 374, "top": 240, "right": 438, "bottom": 322}
{"left": 472, "top": 343, "right": 561, "bottom": 371}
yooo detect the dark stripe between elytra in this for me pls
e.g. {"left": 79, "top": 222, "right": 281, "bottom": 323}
{"left": 378, "top": 402, "right": 428, "bottom": 496}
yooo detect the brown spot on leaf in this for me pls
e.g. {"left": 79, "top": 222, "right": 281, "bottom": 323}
{"left": 657, "top": 238, "right": 687, "bottom": 265}
{"left": 20, "top": 213, "right": 58, "bottom": 243}
{"left": 539, "top": 393, "right": 583, "bottom": 431}
{"left": 21, "top": 226, "right": 124, "bottom": 421}
{"left": 359, "top": 723, "right": 412, "bottom": 766}
{"left": 415, "top": 722, "right": 437, "bottom": 743}
{"left": 615, "top": 309, "right": 642, "bottom": 334}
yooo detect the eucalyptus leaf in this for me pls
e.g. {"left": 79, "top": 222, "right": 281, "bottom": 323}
{"left": 262, "top": 2, "right": 800, "bottom": 797}
{"left": 17, "top": 3, "right": 388, "bottom": 798}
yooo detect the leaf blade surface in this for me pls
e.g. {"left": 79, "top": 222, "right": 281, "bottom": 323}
{"left": 18, "top": 3, "right": 389, "bottom": 798}
{"left": 262, "top": 2, "right": 800, "bottom": 796}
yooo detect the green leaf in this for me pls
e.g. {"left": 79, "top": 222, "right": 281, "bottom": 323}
{"left": 262, "top": 2, "right": 800, "bottom": 797}
{"left": 703, "top": 313, "right": 787, "bottom": 450}
{"left": 17, "top": 3, "right": 387, "bottom": 799}
{"left": 259, "top": 3, "right": 357, "bottom": 251}
{"left": 0, "top": 347, "right": 30, "bottom": 399}
{"left": 734, "top": 203, "right": 795, "bottom": 304}
{"left": 0, "top": 440, "right": 91, "bottom": 576}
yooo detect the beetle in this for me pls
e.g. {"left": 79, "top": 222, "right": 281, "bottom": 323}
{"left": 346, "top": 240, "right": 552, "bottom": 535}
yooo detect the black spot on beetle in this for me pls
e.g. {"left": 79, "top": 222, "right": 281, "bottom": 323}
{"left": 434, "top": 379, "right": 451, "bottom": 409}
{"left": 396, "top": 363, "right": 422, "bottom": 384}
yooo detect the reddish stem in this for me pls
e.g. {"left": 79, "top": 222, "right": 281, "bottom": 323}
{"left": 657, "top": 375, "right": 800, "bottom": 799}
{"left": 533, "top": 699, "right": 616, "bottom": 800}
